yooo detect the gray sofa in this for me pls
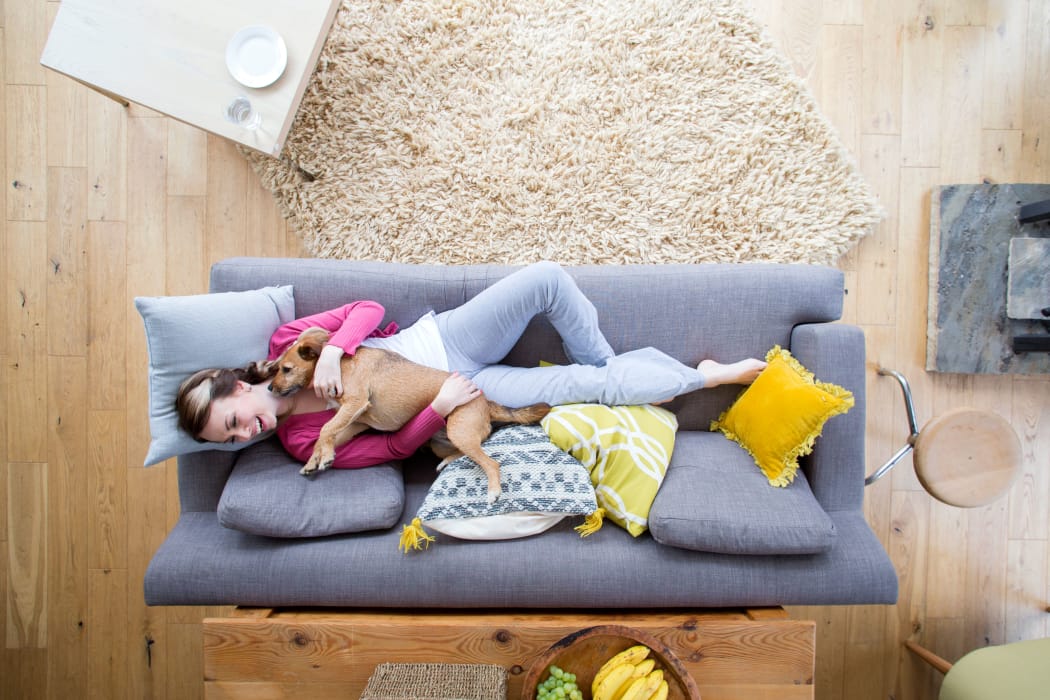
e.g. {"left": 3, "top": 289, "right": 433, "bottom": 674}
{"left": 143, "top": 258, "right": 898, "bottom": 608}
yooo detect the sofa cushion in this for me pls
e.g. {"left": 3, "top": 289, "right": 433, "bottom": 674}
{"left": 648, "top": 432, "right": 836, "bottom": 555}
{"left": 710, "top": 345, "right": 854, "bottom": 487}
{"left": 541, "top": 403, "right": 677, "bottom": 536}
{"left": 218, "top": 439, "right": 405, "bottom": 538}
{"left": 416, "top": 425, "right": 596, "bottom": 541}
{"left": 134, "top": 286, "right": 296, "bottom": 466}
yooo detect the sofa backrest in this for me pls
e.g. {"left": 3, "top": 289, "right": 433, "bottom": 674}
{"left": 208, "top": 258, "right": 845, "bottom": 432}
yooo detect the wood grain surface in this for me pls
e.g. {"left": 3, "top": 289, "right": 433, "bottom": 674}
{"left": 3, "top": 2, "right": 1049, "bottom": 700}
{"left": 202, "top": 608, "right": 813, "bottom": 700}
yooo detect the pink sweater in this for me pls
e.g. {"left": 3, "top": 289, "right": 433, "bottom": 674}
{"left": 268, "top": 302, "right": 447, "bottom": 469}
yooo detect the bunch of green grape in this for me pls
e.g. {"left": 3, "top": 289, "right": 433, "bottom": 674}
{"left": 536, "top": 665, "right": 583, "bottom": 700}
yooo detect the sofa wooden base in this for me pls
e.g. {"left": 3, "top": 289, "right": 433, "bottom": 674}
{"left": 203, "top": 607, "right": 814, "bottom": 700}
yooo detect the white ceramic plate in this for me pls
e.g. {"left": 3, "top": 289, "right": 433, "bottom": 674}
{"left": 226, "top": 25, "right": 288, "bottom": 88}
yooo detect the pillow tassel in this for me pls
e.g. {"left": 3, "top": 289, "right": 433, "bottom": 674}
{"left": 398, "top": 517, "right": 435, "bottom": 553}
{"left": 575, "top": 508, "right": 605, "bottom": 537}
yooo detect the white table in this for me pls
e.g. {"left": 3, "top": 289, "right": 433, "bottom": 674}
{"left": 40, "top": 0, "right": 342, "bottom": 157}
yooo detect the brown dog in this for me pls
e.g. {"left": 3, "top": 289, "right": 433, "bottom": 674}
{"left": 268, "top": 327, "right": 550, "bottom": 503}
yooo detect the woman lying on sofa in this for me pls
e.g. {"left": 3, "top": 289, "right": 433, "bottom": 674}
{"left": 175, "top": 261, "right": 766, "bottom": 469}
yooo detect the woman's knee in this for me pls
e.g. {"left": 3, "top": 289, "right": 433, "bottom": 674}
{"left": 521, "top": 260, "right": 572, "bottom": 300}
{"left": 523, "top": 260, "right": 567, "bottom": 283}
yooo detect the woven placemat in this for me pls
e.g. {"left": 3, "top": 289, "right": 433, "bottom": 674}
{"left": 360, "top": 663, "right": 508, "bottom": 700}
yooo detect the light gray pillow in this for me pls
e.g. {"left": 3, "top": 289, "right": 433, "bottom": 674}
{"left": 647, "top": 432, "right": 836, "bottom": 555}
{"left": 218, "top": 440, "right": 405, "bottom": 537}
{"left": 134, "top": 286, "right": 295, "bottom": 466}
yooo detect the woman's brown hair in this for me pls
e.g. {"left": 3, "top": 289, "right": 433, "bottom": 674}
{"left": 175, "top": 361, "right": 276, "bottom": 442}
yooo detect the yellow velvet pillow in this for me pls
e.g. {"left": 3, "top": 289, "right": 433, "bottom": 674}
{"left": 710, "top": 346, "right": 854, "bottom": 487}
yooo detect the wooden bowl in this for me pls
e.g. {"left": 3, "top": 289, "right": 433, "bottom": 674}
{"left": 521, "top": 625, "right": 700, "bottom": 700}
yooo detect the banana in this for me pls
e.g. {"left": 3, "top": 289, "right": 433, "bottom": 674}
{"left": 648, "top": 679, "right": 669, "bottom": 700}
{"left": 631, "top": 659, "right": 656, "bottom": 678}
{"left": 592, "top": 645, "right": 651, "bottom": 694}
{"left": 614, "top": 675, "right": 650, "bottom": 700}
{"left": 639, "top": 670, "right": 664, "bottom": 699}
{"left": 592, "top": 663, "right": 636, "bottom": 700}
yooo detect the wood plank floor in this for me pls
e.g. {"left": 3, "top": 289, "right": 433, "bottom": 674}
{"left": 3, "top": 1, "right": 1048, "bottom": 698}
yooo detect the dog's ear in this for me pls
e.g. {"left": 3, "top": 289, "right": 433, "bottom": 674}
{"left": 249, "top": 359, "right": 278, "bottom": 381}
{"left": 296, "top": 327, "right": 330, "bottom": 361}
{"left": 298, "top": 343, "right": 321, "bottom": 361}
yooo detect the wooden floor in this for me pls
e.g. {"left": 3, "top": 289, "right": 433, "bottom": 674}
{"left": 2, "top": 1, "right": 1048, "bottom": 698}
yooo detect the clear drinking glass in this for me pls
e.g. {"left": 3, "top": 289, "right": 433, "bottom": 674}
{"left": 224, "top": 96, "right": 262, "bottom": 130}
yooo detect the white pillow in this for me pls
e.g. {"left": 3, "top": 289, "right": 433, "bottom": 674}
{"left": 424, "top": 512, "right": 566, "bottom": 540}
{"left": 134, "top": 286, "right": 295, "bottom": 466}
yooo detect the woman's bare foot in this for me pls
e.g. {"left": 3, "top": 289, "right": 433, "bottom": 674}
{"left": 698, "top": 358, "right": 767, "bottom": 388}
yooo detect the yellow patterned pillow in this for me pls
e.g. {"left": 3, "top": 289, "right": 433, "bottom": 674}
{"left": 542, "top": 404, "right": 678, "bottom": 537}
{"left": 710, "top": 345, "right": 854, "bottom": 487}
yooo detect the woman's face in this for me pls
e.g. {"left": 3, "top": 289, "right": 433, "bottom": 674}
{"left": 198, "top": 381, "right": 278, "bottom": 444}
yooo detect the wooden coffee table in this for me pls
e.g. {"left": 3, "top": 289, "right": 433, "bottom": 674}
{"left": 203, "top": 607, "right": 815, "bottom": 699}
{"left": 39, "top": 0, "right": 341, "bottom": 157}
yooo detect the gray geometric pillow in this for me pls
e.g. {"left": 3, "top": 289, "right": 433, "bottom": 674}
{"left": 418, "top": 425, "right": 596, "bottom": 522}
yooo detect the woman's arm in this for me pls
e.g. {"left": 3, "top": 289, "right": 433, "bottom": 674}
{"left": 276, "top": 373, "right": 482, "bottom": 468}
{"left": 278, "top": 406, "right": 447, "bottom": 468}
{"left": 267, "top": 301, "right": 397, "bottom": 360}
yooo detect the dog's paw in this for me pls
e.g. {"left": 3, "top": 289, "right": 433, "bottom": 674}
{"left": 300, "top": 456, "right": 323, "bottom": 476}
{"left": 486, "top": 487, "right": 502, "bottom": 505}
{"left": 316, "top": 450, "right": 335, "bottom": 472}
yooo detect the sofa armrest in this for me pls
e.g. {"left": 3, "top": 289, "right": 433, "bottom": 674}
{"left": 177, "top": 448, "right": 238, "bottom": 513}
{"left": 789, "top": 323, "right": 866, "bottom": 513}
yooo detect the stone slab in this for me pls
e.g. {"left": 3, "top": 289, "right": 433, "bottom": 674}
{"left": 1008, "top": 237, "right": 1050, "bottom": 320}
{"left": 928, "top": 184, "right": 1050, "bottom": 374}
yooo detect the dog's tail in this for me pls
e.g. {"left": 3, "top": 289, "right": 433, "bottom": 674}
{"left": 487, "top": 401, "right": 551, "bottom": 425}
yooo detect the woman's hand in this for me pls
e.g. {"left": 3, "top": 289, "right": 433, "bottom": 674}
{"left": 312, "top": 345, "right": 345, "bottom": 399}
{"left": 430, "top": 372, "right": 482, "bottom": 417}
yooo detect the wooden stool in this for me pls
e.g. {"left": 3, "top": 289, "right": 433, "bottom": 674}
{"left": 865, "top": 369, "right": 1022, "bottom": 507}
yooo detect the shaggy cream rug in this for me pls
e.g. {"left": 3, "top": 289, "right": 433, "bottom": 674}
{"left": 246, "top": 0, "right": 882, "bottom": 265}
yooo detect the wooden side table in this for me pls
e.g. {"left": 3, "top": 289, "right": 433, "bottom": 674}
{"left": 39, "top": 0, "right": 341, "bottom": 157}
{"left": 203, "top": 607, "right": 816, "bottom": 699}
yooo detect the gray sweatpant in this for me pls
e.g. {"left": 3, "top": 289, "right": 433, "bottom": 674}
{"left": 434, "top": 262, "right": 705, "bottom": 407}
